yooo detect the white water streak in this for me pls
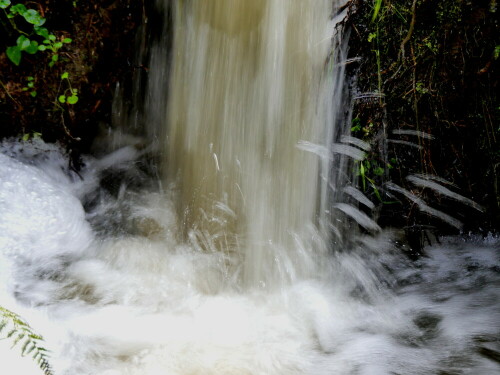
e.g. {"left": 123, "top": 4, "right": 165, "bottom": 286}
{"left": 407, "top": 175, "right": 484, "bottom": 212}
{"left": 340, "top": 135, "right": 371, "bottom": 151}
{"left": 334, "top": 203, "right": 381, "bottom": 231}
{"left": 343, "top": 186, "right": 375, "bottom": 209}
{"left": 412, "top": 173, "right": 458, "bottom": 187}
{"left": 331, "top": 143, "right": 366, "bottom": 161}
{"left": 387, "top": 139, "right": 423, "bottom": 149}
{"left": 392, "top": 129, "right": 435, "bottom": 140}
{"left": 385, "top": 182, "right": 463, "bottom": 229}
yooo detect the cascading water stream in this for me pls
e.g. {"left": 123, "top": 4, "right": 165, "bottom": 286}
{"left": 0, "top": 2, "right": 499, "bottom": 375}
{"left": 151, "top": 0, "right": 349, "bottom": 287}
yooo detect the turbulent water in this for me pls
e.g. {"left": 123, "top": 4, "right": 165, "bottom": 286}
{"left": 0, "top": 140, "right": 499, "bottom": 374}
{"left": 1, "top": 1, "right": 500, "bottom": 374}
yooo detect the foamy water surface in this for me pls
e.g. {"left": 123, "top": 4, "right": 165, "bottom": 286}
{"left": 1, "top": 140, "right": 499, "bottom": 375}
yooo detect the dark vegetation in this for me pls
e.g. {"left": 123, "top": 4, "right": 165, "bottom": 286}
{"left": 346, "top": 0, "right": 499, "bottom": 238}
{"left": 0, "top": 0, "right": 498, "bottom": 236}
{"left": 0, "top": 0, "right": 146, "bottom": 152}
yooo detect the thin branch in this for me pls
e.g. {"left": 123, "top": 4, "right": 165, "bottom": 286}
{"left": 400, "top": 0, "right": 417, "bottom": 58}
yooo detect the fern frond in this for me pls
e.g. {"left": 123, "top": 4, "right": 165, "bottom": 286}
{"left": 0, "top": 306, "right": 54, "bottom": 375}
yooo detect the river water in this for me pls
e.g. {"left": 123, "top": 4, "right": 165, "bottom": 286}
{"left": 1, "top": 1, "right": 499, "bottom": 374}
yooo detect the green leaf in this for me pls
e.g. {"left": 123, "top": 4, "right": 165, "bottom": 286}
{"left": 51, "top": 54, "right": 59, "bottom": 62}
{"left": 48, "top": 61, "right": 54, "bottom": 68}
{"left": 373, "top": 167, "right": 385, "bottom": 176}
{"left": 22, "top": 133, "right": 30, "bottom": 141}
{"left": 494, "top": 45, "right": 500, "bottom": 60}
{"left": 48, "top": 35, "right": 56, "bottom": 41}
{"left": 34, "top": 27, "right": 50, "bottom": 39}
{"left": 58, "top": 95, "right": 66, "bottom": 103}
{"left": 372, "top": 0, "right": 383, "bottom": 22}
{"left": 23, "top": 9, "right": 45, "bottom": 26}
{"left": 359, "top": 162, "right": 366, "bottom": 191}
{"left": 6, "top": 46, "right": 21, "bottom": 65}
{"left": 61, "top": 72, "right": 69, "bottom": 79}
{"left": 30, "top": 91, "right": 37, "bottom": 97}
{"left": 0, "top": 0, "right": 11, "bottom": 9}
{"left": 27, "top": 76, "right": 34, "bottom": 81}
{"left": 9, "top": 3, "right": 26, "bottom": 15}
{"left": 37, "top": 45, "right": 46, "bottom": 51}
{"left": 54, "top": 42, "right": 63, "bottom": 49}
{"left": 67, "top": 95, "right": 78, "bottom": 104}
{"left": 370, "top": 181, "right": 383, "bottom": 202}
{"left": 27, "top": 82, "right": 34, "bottom": 88}
{"left": 62, "top": 38, "right": 72, "bottom": 44}
{"left": 43, "top": 39, "right": 51, "bottom": 45}
{"left": 16, "top": 35, "right": 30, "bottom": 50}
{"left": 25, "top": 41, "right": 39, "bottom": 54}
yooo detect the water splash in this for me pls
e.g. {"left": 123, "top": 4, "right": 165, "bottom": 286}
{"left": 0, "top": 140, "right": 499, "bottom": 374}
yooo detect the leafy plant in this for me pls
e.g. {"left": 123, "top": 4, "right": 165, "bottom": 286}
{"left": 0, "top": 306, "right": 53, "bottom": 375}
{"left": 351, "top": 117, "right": 375, "bottom": 138}
{"left": 22, "top": 75, "right": 36, "bottom": 97}
{"left": 351, "top": 117, "right": 396, "bottom": 204}
{"left": 57, "top": 71, "right": 78, "bottom": 105}
{"left": 21, "top": 130, "right": 41, "bottom": 140}
{"left": 1, "top": 0, "right": 72, "bottom": 66}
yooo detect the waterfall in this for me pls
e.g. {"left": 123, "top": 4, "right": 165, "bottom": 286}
{"left": 1, "top": 2, "right": 499, "bottom": 375}
{"left": 147, "top": 0, "right": 349, "bottom": 287}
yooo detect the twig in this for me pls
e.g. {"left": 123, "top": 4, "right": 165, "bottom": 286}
{"left": 0, "top": 79, "right": 20, "bottom": 105}
{"left": 400, "top": 0, "right": 417, "bottom": 58}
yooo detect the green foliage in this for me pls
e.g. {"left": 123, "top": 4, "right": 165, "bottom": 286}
{"left": 21, "top": 130, "right": 41, "bottom": 140}
{"left": 21, "top": 75, "right": 36, "bottom": 97}
{"left": 351, "top": 117, "right": 395, "bottom": 204}
{"left": 355, "top": 157, "right": 395, "bottom": 204}
{"left": 371, "top": 0, "right": 382, "bottom": 22}
{"left": 494, "top": 45, "right": 500, "bottom": 60}
{"left": 348, "top": 0, "right": 500, "bottom": 229}
{"left": 1, "top": 1, "right": 72, "bottom": 66}
{"left": 57, "top": 72, "right": 79, "bottom": 105}
{"left": 351, "top": 117, "right": 376, "bottom": 138}
{"left": 0, "top": 306, "right": 53, "bottom": 375}
{"left": 0, "top": 0, "right": 11, "bottom": 9}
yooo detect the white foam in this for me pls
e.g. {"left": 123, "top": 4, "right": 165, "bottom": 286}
{"left": 0, "top": 149, "right": 499, "bottom": 374}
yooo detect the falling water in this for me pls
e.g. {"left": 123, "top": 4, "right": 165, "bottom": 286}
{"left": 1, "top": 1, "right": 499, "bottom": 375}
{"left": 152, "top": 0, "right": 348, "bottom": 287}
